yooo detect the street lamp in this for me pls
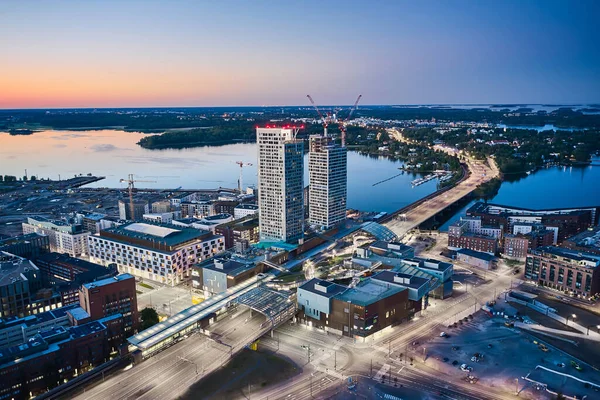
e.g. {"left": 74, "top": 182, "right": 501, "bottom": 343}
{"left": 587, "top": 325, "right": 600, "bottom": 335}
{"left": 566, "top": 313, "right": 576, "bottom": 325}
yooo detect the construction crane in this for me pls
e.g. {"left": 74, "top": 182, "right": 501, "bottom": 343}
{"left": 119, "top": 174, "right": 156, "bottom": 220}
{"left": 306, "top": 94, "right": 329, "bottom": 135}
{"left": 234, "top": 161, "right": 252, "bottom": 194}
{"left": 338, "top": 94, "right": 362, "bottom": 147}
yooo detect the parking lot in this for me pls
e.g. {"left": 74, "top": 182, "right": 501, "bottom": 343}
{"left": 420, "top": 312, "right": 600, "bottom": 399}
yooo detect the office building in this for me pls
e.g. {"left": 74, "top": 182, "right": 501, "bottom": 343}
{"left": 308, "top": 134, "right": 347, "bottom": 229}
{"left": 81, "top": 212, "right": 106, "bottom": 234}
{"left": 191, "top": 256, "right": 264, "bottom": 297}
{"left": 297, "top": 277, "right": 418, "bottom": 337}
{"left": 0, "top": 252, "right": 44, "bottom": 319}
{"left": 33, "top": 252, "right": 118, "bottom": 306}
{"left": 525, "top": 246, "right": 600, "bottom": 297}
{"left": 562, "top": 226, "right": 600, "bottom": 256}
{"left": 0, "top": 315, "right": 124, "bottom": 400}
{"left": 79, "top": 273, "right": 139, "bottom": 335}
{"left": 22, "top": 216, "right": 90, "bottom": 257}
{"left": 234, "top": 204, "right": 259, "bottom": 220}
{"left": 256, "top": 127, "right": 304, "bottom": 243}
{"left": 151, "top": 200, "right": 173, "bottom": 213}
{"left": 118, "top": 199, "right": 149, "bottom": 221}
{"left": 143, "top": 212, "right": 175, "bottom": 224}
{"left": 88, "top": 222, "right": 225, "bottom": 285}
{"left": 467, "top": 202, "right": 598, "bottom": 243}
{"left": 0, "top": 233, "right": 50, "bottom": 258}
{"left": 503, "top": 228, "right": 554, "bottom": 260}
{"left": 215, "top": 216, "right": 260, "bottom": 250}
{"left": 0, "top": 303, "right": 79, "bottom": 350}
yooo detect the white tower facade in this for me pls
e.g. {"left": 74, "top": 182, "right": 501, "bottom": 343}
{"left": 308, "top": 135, "right": 347, "bottom": 229}
{"left": 256, "top": 127, "right": 304, "bottom": 242}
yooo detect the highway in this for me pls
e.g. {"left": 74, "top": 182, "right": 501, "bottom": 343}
{"left": 72, "top": 307, "right": 269, "bottom": 400}
{"left": 384, "top": 128, "right": 500, "bottom": 239}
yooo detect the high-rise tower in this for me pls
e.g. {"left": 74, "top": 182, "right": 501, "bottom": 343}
{"left": 308, "top": 134, "right": 347, "bottom": 229}
{"left": 256, "top": 127, "right": 304, "bottom": 242}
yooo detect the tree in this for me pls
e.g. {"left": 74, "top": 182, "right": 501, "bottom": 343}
{"left": 140, "top": 307, "right": 159, "bottom": 330}
{"left": 29, "top": 176, "right": 37, "bottom": 181}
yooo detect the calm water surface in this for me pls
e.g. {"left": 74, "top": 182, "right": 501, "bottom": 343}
{"left": 1, "top": 130, "right": 598, "bottom": 215}
{"left": 0, "top": 129, "right": 438, "bottom": 212}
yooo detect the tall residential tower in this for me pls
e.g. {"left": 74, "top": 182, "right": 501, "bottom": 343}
{"left": 308, "top": 134, "right": 347, "bottom": 229}
{"left": 256, "top": 127, "right": 304, "bottom": 242}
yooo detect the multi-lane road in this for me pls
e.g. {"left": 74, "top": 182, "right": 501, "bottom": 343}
{"left": 72, "top": 307, "right": 268, "bottom": 400}
{"left": 384, "top": 128, "right": 499, "bottom": 239}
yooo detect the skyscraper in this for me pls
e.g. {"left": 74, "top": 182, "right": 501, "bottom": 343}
{"left": 256, "top": 127, "right": 304, "bottom": 242}
{"left": 308, "top": 134, "right": 347, "bottom": 229}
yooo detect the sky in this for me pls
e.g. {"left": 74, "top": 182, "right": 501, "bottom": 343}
{"left": 1, "top": 0, "right": 599, "bottom": 108}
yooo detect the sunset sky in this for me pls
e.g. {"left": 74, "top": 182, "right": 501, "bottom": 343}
{"left": 1, "top": 0, "right": 599, "bottom": 108}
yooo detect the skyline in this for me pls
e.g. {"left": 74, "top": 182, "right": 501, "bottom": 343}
{"left": 1, "top": 0, "right": 600, "bottom": 108}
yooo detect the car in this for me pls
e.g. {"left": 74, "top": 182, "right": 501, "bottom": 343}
{"left": 557, "top": 363, "right": 565, "bottom": 368}
{"left": 487, "top": 344, "right": 493, "bottom": 349}
{"left": 440, "top": 332, "right": 447, "bottom": 337}
{"left": 460, "top": 364, "right": 473, "bottom": 372}
{"left": 571, "top": 361, "right": 583, "bottom": 371}
{"left": 443, "top": 357, "right": 449, "bottom": 362}
{"left": 452, "top": 360, "right": 459, "bottom": 366}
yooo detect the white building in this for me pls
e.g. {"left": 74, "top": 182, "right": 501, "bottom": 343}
{"left": 308, "top": 135, "right": 347, "bottom": 229}
{"left": 448, "top": 216, "right": 502, "bottom": 239}
{"left": 22, "top": 216, "right": 90, "bottom": 257}
{"left": 88, "top": 222, "right": 225, "bottom": 286}
{"left": 234, "top": 204, "right": 259, "bottom": 220}
{"left": 256, "top": 127, "right": 304, "bottom": 242}
{"left": 143, "top": 212, "right": 175, "bottom": 224}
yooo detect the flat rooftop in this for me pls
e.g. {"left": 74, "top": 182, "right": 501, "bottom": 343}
{"left": 235, "top": 204, "right": 259, "bottom": 210}
{"left": 0, "top": 304, "right": 78, "bottom": 330}
{"left": 0, "top": 253, "right": 38, "bottom": 287}
{"left": 456, "top": 248, "right": 495, "bottom": 261}
{"left": 83, "top": 273, "right": 134, "bottom": 289}
{"left": 371, "top": 270, "right": 430, "bottom": 289}
{"left": 299, "top": 278, "right": 347, "bottom": 298}
{"left": 335, "top": 278, "right": 405, "bottom": 307}
{"left": 531, "top": 246, "right": 600, "bottom": 266}
{"left": 0, "top": 233, "right": 47, "bottom": 246}
{"left": 101, "top": 221, "right": 212, "bottom": 248}
{"left": 201, "top": 258, "right": 255, "bottom": 278}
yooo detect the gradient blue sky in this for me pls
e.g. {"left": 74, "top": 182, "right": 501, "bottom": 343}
{"left": 1, "top": 0, "right": 599, "bottom": 107}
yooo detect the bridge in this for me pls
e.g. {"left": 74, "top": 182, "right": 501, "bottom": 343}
{"left": 382, "top": 129, "right": 500, "bottom": 238}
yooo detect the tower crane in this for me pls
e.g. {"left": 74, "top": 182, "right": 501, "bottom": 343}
{"left": 306, "top": 94, "right": 329, "bottom": 135}
{"left": 119, "top": 174, "right": 156, "bottom": 220}
{"left": 338, "top": 94, "right": 362, "bottom": 147}
{"left": 234, "top": 161, "right": 252, "bottom": 194}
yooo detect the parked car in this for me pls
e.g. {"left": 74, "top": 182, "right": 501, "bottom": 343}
{"left": 460, "top": 364, "right": 473, "bottom": 372}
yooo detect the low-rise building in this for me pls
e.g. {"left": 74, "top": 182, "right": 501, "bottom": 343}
{"left": 33, "top": 252, "right": 118, "bottom": 306}
{"left": 448, "top": 232, "right": 498, "bottom": 255}
{"left": 215, "top": 216, "right": 260, "bottom": 249}
{"left": 22, "top": 216, "right": 90, "bottom": 257}
{"left": 0, "top": 233, "right": 50, "bottom": 259}
{"left": 0, "top": 315, "right": 124, "bottom": 400}
{"left": 366, "top": 241, "right": 415, "bottom": 259}
{"left": 562, "top": 226, "right": 600, "bottom": 256}
{"left": 79, "top": 273, "right": 139, "bottom": 335}
{"left": 525, "top": 246, "right": 600, "bottom": 297}
{"left": 0, "top": 303, "right": 79, "bottom": 350}
{"left": 143, "top": 212, "right": 175, "bottom": 224}
{"left": 456, "top": 248, "right": 495, "bottom": 270}
{"left": 191, "top": 256, "right": 264, "bottom": 297}
{"left": 118, "top": 199, "right": 149, "bottom": 221}
{"left": 88, "top": 222, "right": 224, "bottom": 285}
{"left": 0, "top": 252, "right": 45, "bottom": 319}
{"left": 234, "top": 204, "right": 259, "bottom": 220}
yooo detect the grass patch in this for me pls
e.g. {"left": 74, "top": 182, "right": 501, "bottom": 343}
{"left": 136, "top": 290, "right": 143, "bottom": 294}
{"left": 139, "top": 282, "right": 154, "bottom": 290}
